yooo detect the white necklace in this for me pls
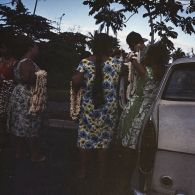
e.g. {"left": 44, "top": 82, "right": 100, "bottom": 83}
{"left": 70, "top": 81, "right": 82, "bottom": 120}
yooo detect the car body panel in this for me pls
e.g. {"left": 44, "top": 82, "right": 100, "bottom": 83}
{"left": 151, "top": 150, "right": 195, "bottom": 195}
{"left": 131, "top": 57, "right": 195, "bottom": 195}
{"left": 158, "top": 100, "right": 195, "bottom": 154}
{"left": 150, "top": 57, "right": 195, "bottom": 194}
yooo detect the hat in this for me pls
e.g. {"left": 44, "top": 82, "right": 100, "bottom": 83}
{"left": 126, "top": 31, "right": 148, "bottom": 48}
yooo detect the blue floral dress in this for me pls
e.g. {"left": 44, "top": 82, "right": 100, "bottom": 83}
{"left": 8, "top": 58, "right": 41, "bottom": 138}
{"left": 77, "top": 57, "right": 121, "bottom": 149}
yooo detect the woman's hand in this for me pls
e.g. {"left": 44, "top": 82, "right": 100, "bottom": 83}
{"left": 129, "top": 52, "right": 139, "bottom": 63}
{"left": 130, "top": 52, "right": 146, "bottom": 78}
{"left": 72, "top": 71, "right": 84, "bottom": 92}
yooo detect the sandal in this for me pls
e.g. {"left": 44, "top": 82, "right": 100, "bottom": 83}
{"left": 31, "top": 155, "right": 46, "bottom": 162}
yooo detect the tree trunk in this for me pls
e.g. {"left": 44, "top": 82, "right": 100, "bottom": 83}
{"left": 145, "top": 5, "right": 154, "bottom": 44}
{"left": 106, "top": 25, "right": 109, "bottom": 35}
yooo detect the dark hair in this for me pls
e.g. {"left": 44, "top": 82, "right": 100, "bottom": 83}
{"left": 145, "top": 41, "right": 170, "bottom": 80}
{"left": 126, "top": 31, "right": 144, "bottom": 49}
{"left": 91, "top": 33, "right": 112, "bottom": 108}
{"left": 146, "top": 41, "right": 170, "bottom": 65}
{"left": 91, "top": 33, "right": 112, "bottom": 55}
{"left": 81, "top": 51, "right": 91, "bottom": 59}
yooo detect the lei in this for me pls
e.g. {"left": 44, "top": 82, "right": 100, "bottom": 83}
{"left": 29, "top": 70, "right": 47, "bottom": 115}
{"left": 70, "top": 81, "right": 82, "bottom": 120}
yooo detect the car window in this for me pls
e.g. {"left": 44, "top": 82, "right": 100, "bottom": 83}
{"left": 162, "top": 63, "right": 195, "bottom": 101}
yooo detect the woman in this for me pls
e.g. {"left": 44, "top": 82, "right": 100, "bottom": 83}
{"left": 72, "top": 33, "right": 123, "bottom": 178}
{"left": 8, "top": 36, "right": 46, "bottom": 162}
{"left": 118, "top": 32, "right": 169, "bottom": 181}
{"left": 0, "top": 43, "right": 16, "bottom": 149}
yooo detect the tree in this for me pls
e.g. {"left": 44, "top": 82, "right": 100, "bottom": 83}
{"left": 87, "top": 30, "right": 120, "bottom": 50}
{"left": 38, "top": 31, "right": 89, "bottom": 88}
{"left": 56, "top": 13, "right": 66, "bottom": 34}
{"left": 0, "top": 1, "right": 91, "bottom": 90}
{"left": 83, "top": 0, "right": 195, "bottom": 50}
{"left": 171, "top": 47, "right": 186, "bottom": 61}
{"left": 94, "top": 7, "right": 126, "bottom": 35}
{"left": 0, "top": 1, "right": 55, "bottom": 41}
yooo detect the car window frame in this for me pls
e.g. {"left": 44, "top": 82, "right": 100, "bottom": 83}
{"left": 161, "top": 62, "right": 195, "bottom": 101}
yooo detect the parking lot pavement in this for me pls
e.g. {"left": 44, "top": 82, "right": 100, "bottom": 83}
{"left": 0, "top": 125, "right": 135, "bottom": 195}
{"left": 48, "top": 119, "right": 78, "bottom": 129}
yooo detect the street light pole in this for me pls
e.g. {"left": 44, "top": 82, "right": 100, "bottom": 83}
{"left": 33, "top": 0, "right": 38, "bottom": 15}
{"left": 58, "top": 13, "right": 65, "bottom": 34}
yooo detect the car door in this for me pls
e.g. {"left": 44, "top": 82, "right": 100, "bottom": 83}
{"left": 150, "top": 61, "right": 195, "bottom": 195}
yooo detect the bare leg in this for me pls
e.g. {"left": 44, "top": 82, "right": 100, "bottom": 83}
{"left": 0, "top": 119, "right": 9, "bottom": 148}
{"left": 98, "top": 149, "right": 108, "bottom": 178}
{"left": 15, "top": 136, "right": 26, "bottom": 159}
{"left": 77, "top": 149, "right": 91, "bottom": 178}
{"left": 29, "top": 137, "right": 45, "bottom": 162}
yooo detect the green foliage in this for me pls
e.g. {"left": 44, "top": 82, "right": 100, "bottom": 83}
{"left": 0, "top": 1, "right": 89, "bottom": 90}
{"left": 171, "top": 48, "right": 186, "bottom": 61}
{"left": 95, "top": 7, "right": 126, "bottom": 35}
{"left": 83, "top": 0, "right": 195, "bottom": 49}
{"left": 87, "top": 30, "right": 120, "bottom": 51}
{"left": 0, "top": 2, "right": 55, "bottom": 40}
{"left": 153, "top": 22, "right": 177, "bottom": 50}
{"left": 38, "top": 32, "right": 89, "bottom": 89}
{"left": 146, "top": 40, "right": 171, "bottom": 65}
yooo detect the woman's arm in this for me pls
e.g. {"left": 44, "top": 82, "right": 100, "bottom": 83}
{"left": 72, "top": 70, "right": 84, "bottom": 92}
{"left": 129, "top": 51, "right": 146, "bottom": 78}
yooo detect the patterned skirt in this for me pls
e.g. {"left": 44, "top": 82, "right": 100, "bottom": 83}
{"left": 0, "top": 80, "right": 14, "bottom": 120}
{"left": 7, "top": 84, "right": 41, "bottom": 138}
{"left": 118, "top": 79, "right": 159, "bottom": 149}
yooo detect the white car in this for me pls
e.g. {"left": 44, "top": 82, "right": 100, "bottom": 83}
{"left": 131, "top": 56, "right": 195, "bottom": 195}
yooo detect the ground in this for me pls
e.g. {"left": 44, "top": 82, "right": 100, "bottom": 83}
{"left": 0, "top": 101, "right": 137, "bottom": 195}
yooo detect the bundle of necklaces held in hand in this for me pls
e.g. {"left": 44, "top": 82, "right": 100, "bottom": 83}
{"left": 29, "top": 70, "right": 47, "bottom": 116}
{"left": 70, "top": 81, "right": 82, "bottom": 121}
{"left": 119, "top": 44, "right": 150, "bottom": 109}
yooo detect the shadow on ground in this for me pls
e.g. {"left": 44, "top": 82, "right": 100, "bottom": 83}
{"left": 0, "top": 126, "right": 136, "bottom": 195}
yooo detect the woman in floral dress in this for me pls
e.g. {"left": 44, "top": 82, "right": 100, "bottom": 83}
{"left": 8, "top": 36, "right": 46, "bottom": 162}
{"left": 119, "top": 33, "right": 169, "bottom": 149}
{"left": 0, "top": 43, "right": 16, "bottom": 149}
{"left": 72, "top": 33, "right": 123, "bottom": 178}
{"left": 118, "top": 31, "right": 169, "bottom": 182}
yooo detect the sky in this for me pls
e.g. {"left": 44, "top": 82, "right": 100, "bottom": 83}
{"left": 1, "top": 0, "right": 195, "bottom": 53}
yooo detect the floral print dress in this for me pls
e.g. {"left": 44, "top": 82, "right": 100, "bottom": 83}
{"left": 118, "top": 67, "right": 160, "bottom": 149}
{"left": 77, "top": 57, "right": 121, "bottom": 149}
{"left": 8, "top": 58, "right": 41, "bottom": 138}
